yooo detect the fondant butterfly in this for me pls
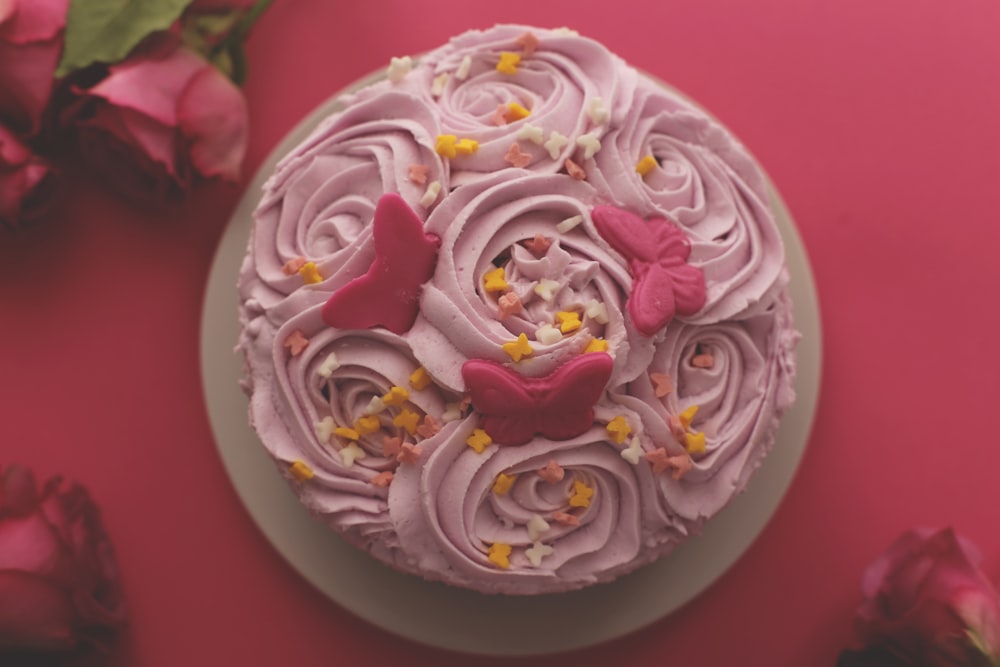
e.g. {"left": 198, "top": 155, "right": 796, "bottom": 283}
{"left": 590, "top": 205, "right": 706, "bottom": 336}
{"left": 462, "top": 353, "right": 614, "bottom": 446}
{"left": 322, "top": 193, "right": 440, "bottom": 335}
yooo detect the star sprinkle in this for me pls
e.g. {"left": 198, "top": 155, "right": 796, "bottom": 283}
{"left": 568, "top": 480, "right": 594, "bottom": 508}
{"left": 556, "top": 215, "right": 583, "bottom": 234}
{"left": 354, "top": 415, "right": 381, "bottom": 436}
{"left": 339, "top": 442, "right": 366, "bottom": 467}
{"left": 650, "top": 373, "right": 673, "bottom": 397}
{"left": 515, "top": 31, "right": 540, "bottom": 57}
{"left": 435, "top": 134, "right": 458, "bottom": 158}
{"left": 497, "top": 292, "right": 523, "bottom": 319}
{"left": 621, "top": 437, "right": 644, "bottom": 465}
{"left": 299, "top": 261, "right": 322, "bottom": 284}
{"left": 533, "top": 278, "right": 561, "bottom": 302}
{"left": 517, "top": 123, "right": 545, "bottom": 144}
{"left": 371, "top": 471, "right": 394, "bottom": 487}
{"left": 315, "top": 416, "right": 335, "bottom": 444}
{"left": 552, "top": 511, "right": 580, "bottom": 526}
{"left": 416, "top": 414, "right": 441, "bottom": 439}
{"left": 502, "top": 333, "right": 534, "bottom": 362}
{"left": 365, "top": 396, "right": 387, "bottom": 415}
{"left": 419, "top": 181, "right": 442, "bottom": 208}
{"left": 407, "top": 164, "right": 429, "bottom": 185}
{"left": 556, "top": 311, "right": 582, "bottom": 334}
{"left": 504, "top": 143, "right": 532, "bottom": 168}
{"left": 456, "top": 138, "right": 479, "bottom": 155}
{"left": 441, "top": 401, "right": 464, "bottom": 423}
{"left": 535, "top": 324, "right": 562, "bottom": 345}
{"left": 576, "top": 132, "right": 601, "bottom": 159}
{"left": 538, "top": 459, "right": 564, "bottom": 484}
{"left": 684, "top": 432, "right": 707, "bottom": 455}
{"left": 393, "top": 408, "right": 420, "bottom": 435}
{"left": 527, "top": 514, "right": 550, "bottom": 541}
{"left": 564, "top": 158, "right": 586, "bottom": 180}
{"left": 386, "top": 56, "right": 413, "bottom": 83}
{"left": 483, "top": 266, "right": 509, "bottom": 293}
{"left": 466, "top": 428, "right": 493, "bottom": 453}
{"left": 283, "top": 330, "right": 309, "bottom": 356}
{"left": 606, "top": 415, "right": 631, "bottom": 444}
{"left": 506, "top": 102, "right": 531, "bottom": 121}
{"left": 588, "top": 97, "right": 609, "bottom": 124}
{"left": 496, "top": 51, "right": 521, "bottom": 74}
{"left": 585, "top": 299, "right": 609, "bottom": 324}
{"left": 431, "top": 72, "right": 449, "bottom": 97}
{"left": 492, "top": 473, "right": 517, "bottom": 495}
{"left": 543, "top": 131, "right": 568, "bottom": 159}
{"left": 552, "top": 27, "right": 579, "bottom": 36}
{"left": 636, "top": 155, "right": 658, "bottom": 177}
{"left": 317, "top": 353, "right": 340, "bottom": 379}
{"left": 492, "top": 104, "right": 510, "bottom": 126}
{"left": 679, "top": 405, "right": 699, "bottom": 429}
{"left": 281, "top": 256, "right": 306, "bottom": 275}
{"left": 692, "top": 353, "right": 715, "bottom": 369}
{"left": 455, "top": 55, "right": 472, "bottom": 80}
{"left": 334, "top": 426, "right": 359, "bottom": 441}
{"left": 382, "top": 435, "right": 402, "bottom": 458}
{"left": 382, "top": 386, "right": 410, "bottom": 407}
{"left": 397, "top": 441, "right": 422, "bottom": 464}
{"left": 488, "top": 542, "right": 512, "bottom": 569}
{"left": 289, "top": 461, "right": 314, "bottom": 482}
{"left": 583, "top": 338, "right": 609, "bottom": 354}
{"left": 409, "top": 366, "right": 433, "bottom": 391}
{"left": 524, "top": 234, "right": 552, "bottom": 257}
{"left": 644, "top": 447, "right": 671, "bottom": 474}
{"left": 526, "top": 542, "right": 554, "bottom": 568}
{"left": 666, "top": 453, "right": 694, "bottom": 480}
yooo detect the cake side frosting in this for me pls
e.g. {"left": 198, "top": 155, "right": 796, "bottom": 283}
{"left": 237, "top": 25, "right": 798, "bottom": 594}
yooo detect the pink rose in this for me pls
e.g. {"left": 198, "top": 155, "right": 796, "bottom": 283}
{"left": 0, "top": 0, "right": 68, "bottom": 134}
{"left": 1, "top": 121, "right": 56, "bottom": 228}
{"left": 852, "top": 527, "right": 1000, "bottom": 667}
{"left": 62, "top": 44, "right": 248, "bottom": 202}
{"left": 0, "top": 464, "right": 125, "bottom": 652}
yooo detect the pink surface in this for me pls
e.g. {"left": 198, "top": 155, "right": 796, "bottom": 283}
{"left": 3, "top": 1, "right": 1000, "bottom": 664}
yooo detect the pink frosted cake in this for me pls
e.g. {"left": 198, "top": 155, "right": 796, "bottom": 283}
{"left": 237, "top": 25, "right": 798, "bottom": 595}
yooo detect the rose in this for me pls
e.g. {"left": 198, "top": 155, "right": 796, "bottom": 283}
{"left": 0, "top": 464, "right": 125, "bottom": 652}
{"left": 60, "top": 44, "right": 248, "bottom": 204}
{"left": 846, "top": 527, "right": 1000, "bottom": 667}
{"left": 0, "top": 0, "right": 68, "bottom": 134}
{"left": 1, "top": 121, "right": 57, "bottom": 228}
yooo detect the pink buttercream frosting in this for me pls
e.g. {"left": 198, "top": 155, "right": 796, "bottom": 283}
{"left": 238, "top": 25, "right": 798, "bottom": 594}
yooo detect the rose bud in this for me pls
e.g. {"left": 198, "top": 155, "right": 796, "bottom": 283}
{"left": 0, "top": 464, "right": 126, "bottom": 653}
{"left": 0, "top": 121, "right": 57, "bottom": 229}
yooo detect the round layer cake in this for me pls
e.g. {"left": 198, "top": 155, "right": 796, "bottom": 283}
{"left": 237, "top": 25, "right": 798, "bottom": 595}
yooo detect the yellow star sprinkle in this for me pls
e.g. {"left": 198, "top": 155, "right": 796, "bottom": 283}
{"left": 288, "top": 460, "right": 314, "bottom": 482}
{"left": 354, "top": 415, "right": 381, "bottom": 436}
{"left": 393, "top": 408, "right": 421, "bottom": 435}
{"left": 298, "top": 261, "right": 322, "bottom": 284}
{"left": 483, "top": 266, "right": 509, "bottom": 293}
{"left": 334, "top": 426, "right": 359, "bottom": 441}
{"left": 493, "top": 473, "right": 517, "bottom": 495}
{"left": 685, "top": 431, "right": 707, "bottom": 455}
{"left": 555, "top": 311, "right": 582, "bottom": 334}
{"left": 502, "top": 333, "right": 534, "bottom": 362}
{"left": 466, "top": 428, "right": 493, "bottom": 453}
{"left": 488, "top": 542, "right": 512, "bottom": 569}
{"left": 436, "top": 134, "right": 458, "bottom": 158}
{"left": 382, "top": 386, "right": 410, "bottom": 407}
{"left": 496, "top": 51, "right": 521, "bottom": 75}
{"left": 455, "top": 138, "right": 479, "bottom": 155}
{"left": 506, "top": 102, "right": 530, "bottom": 120}
{"left": 636, "top": 155, "right": 658, "bottom": 177}
{"left": 583, "top": 338, "right": 609, "bottom": 354}
{"left": 569, "top": 480, "right": 594, "bottom": 508}
{"left": 409, "top": 367, "right": 432, "bottom": 391}
{"left": 679, "top": 405, "right": 699, "bottom": 430}
{"left": 606, "top": 415, "right": 631, "bottom": 444}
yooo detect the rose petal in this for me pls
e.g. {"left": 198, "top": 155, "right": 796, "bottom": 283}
{"left": 176, "top": 63, "right": 248, "bottom": 181}
{"left": 0, "top": 512, "right": 63, "bottom": 573}
{"left": 0, "top": 465, "right": 38, "bottom": 517}
{"left": 0, "top": 0, "right": 67, "bottom": 43}
{"left": 0, "top": 571, "right": 77, "bottom": 651}
{"left": 0, "top": 38, "right": 61, "bottom": 132}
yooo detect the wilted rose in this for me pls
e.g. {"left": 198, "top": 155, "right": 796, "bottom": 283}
{"left": 0, "top": 0, "right": 68, "bottom": 134}
{"left": 0, "top": 465, "right": 125, "bottom": 653}
{"left": 850, "top": 527, "right": 1000, "bottom": 667}
{"left": 61, "top": 44, "right": 248, "bottom": 203}
{"left": 1, "top": 121, "right": 57, "bottom": 228}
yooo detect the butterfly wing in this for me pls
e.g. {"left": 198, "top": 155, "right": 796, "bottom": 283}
{"left": 591, "top": 205, "right": 659, "bottom": 264}
{"left": 462, "top": 359, "right": 538, "bottom": 446}
{"left": 628, "top": 263, "right": 678, "bottom": 336}
{"left": 535, "top": 353, "right": 614, "bottom": 440}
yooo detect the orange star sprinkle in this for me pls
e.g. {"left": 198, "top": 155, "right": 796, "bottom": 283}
{"left": 636, "top": 155, "right": 658, "bottom": 177}
{"left": 583, "top": 338, "right": 609, "bottom": 354}
{"left": 407, "top": 164, "right": 429, "bottom": 185}
{"left": 692, "top": 353, "right": 715, "bottom": 369}
{"left": 393, "top": 408, "right": 420, "bottom": 435}
{"left": 684, "top": 432, "right": 707, "bottom": 455}
{"left": 382, "top": 436, "right": 402, "bottom": 458}
{"left": 416, "top": 414, "right": 441, "bottom": 439}
{"left": 488, "top": 542, "right": 512, "bottom": 569}
{"left": 288, "top": 461, "right": 314, "bottom": 482}
{"left": 334, "top": 426, "right": 359, "bottom": 441}
{"left": 564, "top": 158, "right": 586, "bottom": 180}
{"left": 679, "top": 405, "right": 699, "bottom": 429}
{"left": 371, "top": 471, "right": 394, "bottom": 487}
{"left": 483, "top": 266, "right": 508, "bottom": 292}
{"left": 497, "top": 292, "right": 523, "bottom": 319}
{"left": 466, "top": 428, "right": 493, "bottom": 453}
{"left": 281, "top": 256, "right": 306, "bottom": 275}
{"left": 502, "top": 333, "right": 534, "bottom": 362}
{"left": 493, "top": 473, "right": 517, "bottom": 495}
{"left": 667, "top": 454, "right": 693, "bottom": 480}
{"left": 496, "top": 51, "right": 521, "bottom": 75}
{"left": 397, "top": 441, "right": 422, "bottom": 464}
{"left": 538, "top": 460, "right": 564, "bottom": 484}
{"left": 505, "top": 102, "right": 531, "bottom": 121}
{"left": 382, "top": 386, "right": 410, "bottom": 407}
{"left": 650, "top": 373, "right": 673, "bottom": 397}
{"left": 409, "top": 367, "right": 432, "bottom": 391}
{"left": 606, "top": 415, "right": 631, "bottom": 444}
{"left": 504, "top": 143, "right": 532, "bottom": 168}
{"left": 552, "top": 511, "right": 580, "bottom": 526}
{"left": 283, "top": 330, "right": 309, "bottom": 356}
{"left": 298, "top": 261, "right": 322, "bottom": 284}
{"left": 354, "top": 415, "right": 381, "bottom": 436}
{"left": 515, "top": 31, "right": 539, "bottom": 57}
{"left": 644, "top": 447, "right": 671, "bottom": 474}
{"left": 524, "top": 234, "right": 552, "bottom": 257}
{"left": 569, "top": 480, "right": 594, "bottom": 508}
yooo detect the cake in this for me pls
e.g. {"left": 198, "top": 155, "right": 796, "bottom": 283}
{"left": 236, "top": 25, "right": 798, "bottom": 595}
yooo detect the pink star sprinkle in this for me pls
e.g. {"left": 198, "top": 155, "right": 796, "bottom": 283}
{"left": 371, "top": 471, "right": 394, "bottom": 487}
{"left": 397, "top": 441, "right": 422, "bottom": 464}
{"left": 644, "top": 447, "right": 671, "bottom": 474}
{"left": 504, "top": 143, "right": 532, "bottom": 168}
{"left": 416, "top": 414, "right": 441, "bottom": 439}
{"left": 492, "top": 104, "right": 510, "bottom": 126}
{"left": 382, "top": 435, "right": 402, "bottom": 458}
{"left": 281, "top": 256, "right": 306, "bottom": 275}
{"left": 524, "top": 234, "right": 552, "bottom": 258}
{"left": 538, "top": 459, "right": 565, "bottom": 484}
{"left": 497, "top": 292, "right": 523, "bottom": 319}
{"left": 667, "top": 416, "right": 686, "bottom": 442}
{"left": 692, "top": 353, "right": 715, "bottom": 369}
{"left": 564, "top": 158, "right": 586, "bottom": 180}
{"left": 407, "top": 164, "right": 429, "bottom": 185}
{"left": 552, "top": 511, "right": 580, "bottom": 526}
{"left": 650, "top": 373, "right": 673, "bottom": 397}
{"left": 515, "top": 31, "right": 540, "bottom": 57}
{"left": 459, "top": 395, "right": 472, "bottom": 412}
{"left": 283, "top": 330, "right": 309, "bottom": 356}
{"left": 667, "top": 454, "right": 693, "bottom": 480}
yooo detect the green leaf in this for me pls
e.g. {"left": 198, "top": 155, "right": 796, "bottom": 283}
{"left": 56, "top": 0, "right": 195, "bottom": 77}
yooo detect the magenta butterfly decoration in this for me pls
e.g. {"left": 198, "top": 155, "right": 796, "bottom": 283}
{"left": 462, "top": 353, "right": 614, "bottom": 446}
{"left": 322, "top": 193, "right": 440, "bottom": 335}
{"left": 590, "top": 205, "right": 706, "bottom": 336}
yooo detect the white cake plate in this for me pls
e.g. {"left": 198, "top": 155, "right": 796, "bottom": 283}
{"left": 199, "top": 80, "right": 822, "bottom": 657}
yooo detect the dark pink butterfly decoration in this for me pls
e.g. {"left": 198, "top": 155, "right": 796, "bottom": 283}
{"left": 462, "top": 353, "right": 614, "bottom": 446}
{"left": 591, "top": 205, "right": 706, "bottom": 336}
{"left": 322, "top": 193, "right": 440, "bottom": 334}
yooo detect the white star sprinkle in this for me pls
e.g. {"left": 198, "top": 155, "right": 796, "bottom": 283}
{"left": 543, "top": 131, "right": 569, "bottom": 159}
{"left": 442, "top": 402, "right": 464, "bottom": 423}
{"left": 339, "top": 442, "right": 367, "bottom": 467}
{"left": 588, "top": 97, "right": 609, "bottom": 125}
{"left": 526, "top": 542, "right": 555, "bottom": 567}
{"left": 517, "top": 123, "right": 545, "bottom": 145}
{"left": 455, "top": 55, "right": 472, "bottom": 80}
{"left": 586, "top": 299, "right": 609, "bottom": 324}
{"left": 419, "top": 180, "right": 442, "bottom": 208}
{"left": 576, "top": 132, "right": 602, "bottom": 159}
{"left": 387, "top": 56, "right": 413, "bottom": 83}
{"left": 556, "top": 215, "right": 583, "bottom": 234}
{"left": 431, "top": 72, "right": 449, "bottom": 97}
{"left": 315, "top": 416, "right": 335, "bottom": 444}
{"left": 535, "top": 324, "right": 562, "bottom": 345}
{"left": 317, "top": 352, "right": 340, "bottom": 378}
{"left": 621, "top": 437, "right": 644, "bottom": 465}
{"left": 533, "top": 278, "right": 561, "bottom": 302}
{"left": 364, "top": 396, "right": 386, "bottom": 415}
{"left": 552, "top": 27, "right": 579, "bottom": 36}
{"left": 527, "top": 514, "right": 550, "bottom": 541}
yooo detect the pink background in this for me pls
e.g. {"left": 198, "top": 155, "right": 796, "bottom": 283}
{"left": 3, "top": 0, "right": 1000, "bottom": 664}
